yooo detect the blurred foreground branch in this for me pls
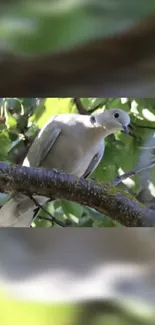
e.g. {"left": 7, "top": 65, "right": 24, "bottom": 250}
{"left": 0, "top": 162, "right": 155, "bottom": 226}
{"left": 1, "top": 15, "right": 155, "bottom": 96}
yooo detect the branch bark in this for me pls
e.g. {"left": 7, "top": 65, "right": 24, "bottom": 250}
{"left": 73, "top": 98, "right": 107, "bottom": 115}
{"left": 0, "top": 162, "right": 155, "bottom": 227}
{"left": 73, "top": 98, "right": 87, "bottom": 115}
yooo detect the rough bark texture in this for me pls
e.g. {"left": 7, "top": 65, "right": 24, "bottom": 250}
{"left": 0, "top": 162, "right": 155, "bottom": 227}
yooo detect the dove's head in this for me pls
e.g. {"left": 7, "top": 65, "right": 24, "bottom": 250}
{"left": 94, "top": 108, "right": 130, "bottom": 136}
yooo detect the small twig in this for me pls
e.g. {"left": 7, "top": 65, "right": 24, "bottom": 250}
{"left": 125, "top": 124, "right": 142, "bottom": 140}
{"left": 28, "top": 194, "right": 66, "bottom": 227}
{"left": 128, "top": 131, "right": 141, "bottom": 140}
{"left": 73, "top": 98, "right": 106, "bottom": 115}
{"left": 129, "top": 124, "right": 134, "bottom": 130}
{"left": 38, "top": 215, "right": 73, "bottom": 227}
{"left": 132, "top": 122, "right": 155, "bottom": 130}
{"left": 87, "top": 99, "right": 113, "bottom": 114}
{"left": 111, "top": 159, "right": 155, "bottom": 186}
{"left": 37, "top": 215, "right": 54, "bottom": 224}
{"left": 88, "top": 106, "right": 103, "bottom": 114}
{"left": 73, "top": 98, "right": 87, "bottom": 115}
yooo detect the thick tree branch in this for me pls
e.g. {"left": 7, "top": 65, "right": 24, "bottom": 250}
{"left": 0, "top": 162, "right": 155, "bottom": 227}
{"left": 1, "top": 16, "right": 155, "bottom": 96}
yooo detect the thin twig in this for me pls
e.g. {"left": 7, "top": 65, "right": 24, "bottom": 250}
{"left": 73, "top": 98, "right": 107, "bottom": 115}
{"left": 128, "top": 131, "right": 141, "bottom": 140}
{"left": 37, "top": 215, "right": 54, "bottom": 224}
{"left": 132, "top": 122, "right": 155, "bottom": 130}
{"left": 29, "top": 194, "right": 66, "bottom": 227}
{"left": 73, "top": 98, "right": 87, "bottom": 115}
{"left": 111, "top": 159, "right": 155, "bottom": 186}
{"left": 87, "top": 99, "right": 116, "bottom": 114}
{"left": 38, "top": 215, "right": 73, "bottom": 227}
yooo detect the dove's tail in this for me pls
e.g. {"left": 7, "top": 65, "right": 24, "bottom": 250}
{"left": 0, "top": 196, "right": 39, "bottom": 227}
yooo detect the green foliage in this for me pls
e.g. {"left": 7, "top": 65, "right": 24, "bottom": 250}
{"left": 0, "top": 291, "right": 77, "bottom": 325}
{"left": 31, "top": 98, "right": 77, "bottom": 128}
{"left": 0, "top": 1, "right": 155, "bottom": 54}
{"left": 0, "top": 290, "right": 152, "bottom": 325}
{"left": 0, "top": 97, "right": 155, "bottom": 226}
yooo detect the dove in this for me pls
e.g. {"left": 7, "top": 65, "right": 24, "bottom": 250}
{"left": 0, "top": 108, "right": 130, "bottom": 227}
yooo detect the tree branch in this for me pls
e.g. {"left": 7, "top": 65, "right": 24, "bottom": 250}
{"left": 132, "top": 122, "right": 155, "bottom": 130}
{"left": 73, "top": 98, "right": 103, "bottom": 115}
{"left": 29, "top": 195, "right": 66, "bottom": 227}
{"left": 111, "top": 159, "right": 155, "bottom": 186}
{"left": 73, "top": 98, "right": 87, "bottom": 115}
{"left": 0, "top": 162, "right": 155, "bottom": 227}
{"left": 1, "top": 16, "right": 155, "bottom": 96}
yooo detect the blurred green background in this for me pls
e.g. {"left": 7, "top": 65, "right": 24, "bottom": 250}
{"left": 0, "top": 290, "right": 155, "bottom": 325}
{"left": 0, "top": 1, "right": 155, "bottom": 54}
{"left": 0, "top": 97, "right": 155, "bottom": 227}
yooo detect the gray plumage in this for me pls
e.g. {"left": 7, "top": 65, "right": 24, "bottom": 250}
{"left": 0, "top": 108, "right": 130, "bottom": 227}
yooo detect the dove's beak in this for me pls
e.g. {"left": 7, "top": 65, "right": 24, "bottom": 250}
{"left": 122, "top": 125, "right": 129, "bottom": 134}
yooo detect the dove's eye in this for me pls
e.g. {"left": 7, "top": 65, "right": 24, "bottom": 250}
{"left": 90, "top": 115, "right": 96, "bottom": 123}
{"left": 114, "top": 112, "right": 119, "bottom": 118}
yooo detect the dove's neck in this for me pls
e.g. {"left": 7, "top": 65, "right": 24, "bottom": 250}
{"left": 89, "top": 120, "right": 117, "bottom": 139}
{"left": 93, "top": 113, "right": 120, "bottom": 138}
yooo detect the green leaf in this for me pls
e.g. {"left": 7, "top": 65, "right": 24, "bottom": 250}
{"left": 0, "top": 131, "right": 12, "bottom": 161}
{"left": 60, "top": 200, "right": 83, "bottom": 224}
{"left": 5, "top": 112, "right": 17, "bottom": 128}
{"left": 31, "top": 98, "right": 76, "bottom": 128}
{"left": 1, "top": 1, "right": 155, "bottom": 54}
